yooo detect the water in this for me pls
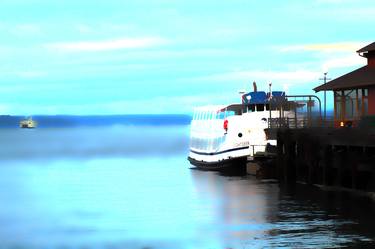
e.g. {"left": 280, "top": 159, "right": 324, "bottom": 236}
{"left": 0, "top": 116, "right": 375, "bottom": 248}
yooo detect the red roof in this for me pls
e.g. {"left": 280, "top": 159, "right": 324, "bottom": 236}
{"left": 357, "top": 42, "right": 375, "bottom": 53}
{"left": 314, "top": 66, "right": 375, "bottom": 92}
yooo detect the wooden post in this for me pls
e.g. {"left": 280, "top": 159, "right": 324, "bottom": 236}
{"left": 337, "top": 146, "right": 347, "bottom": 187}
{"left": 349, "top": 147, "right": 359, "bottom": 189}
{"left": 284, "top": 130, "right": 296, "bottom": 185}
{"left": 323, "top": 145, "right": 332, "bottom": 186}
{"left": 277, "top": 130, "right": 284, "bottom": 182}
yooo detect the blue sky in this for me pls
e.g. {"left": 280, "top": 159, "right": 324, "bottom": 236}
{"left": 0, "top": 0, "right": 374, "bottom": 115}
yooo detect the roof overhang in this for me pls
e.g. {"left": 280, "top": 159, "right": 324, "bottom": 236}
{"left": 314, "top": 66, "right": 375, "bottom": 92}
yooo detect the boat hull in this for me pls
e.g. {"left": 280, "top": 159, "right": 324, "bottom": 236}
{"left": 20, "top": 124, "right": 36, "bottom": 129}
{"left": 188, "top": 156, "right": 247, "bottom": 175}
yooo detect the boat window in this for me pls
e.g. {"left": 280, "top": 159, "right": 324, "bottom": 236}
{"left": 283, "top": 103, "right": 291, "bottom": 111}
{"left": 226, "top": 110, "right": 235, "bottom": 117}
{"left": 199, "top": 111, "right": 203, "bottom": 120}
{"left": 203, "top": 111, "right": 208, "bottom": 120}
{"left": 248, "top": 105, "right": 255, "bottom": 112}
{"left": 265, "top": 104, "right": 277, "bottom": 111}
{"left": 217, "top": 111, "right": 226, "bottom": 119}
{"left": 195, "top": 111, "right": 199, "bottom": 120}
{"left": 206, "top": 111, "right": 211, "bottom": 120}
{"left": 256, "top": 104, "right": 264, "bottom": 112}
{"left": 210, "top": 111, "right": 216, "bottom": 120}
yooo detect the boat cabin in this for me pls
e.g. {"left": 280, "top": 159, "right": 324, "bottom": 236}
{"left": 314, "top": 42, "right": 375, "bottom": 127}
{"left": 192, "top": 91, "right": 288, "bottom": 120}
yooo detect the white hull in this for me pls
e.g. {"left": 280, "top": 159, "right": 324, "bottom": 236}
{"left": 188, "top": 104, "right": 293, "bottom": 169}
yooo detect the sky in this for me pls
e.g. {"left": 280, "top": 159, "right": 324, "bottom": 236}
{"left": 0, "top": 0, "right": 374, "bottom": 115}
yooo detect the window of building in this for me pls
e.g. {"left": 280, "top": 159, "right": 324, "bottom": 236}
{"left": 363, "top": 89, "right": 369, "bottom": 116}
{"left": 364, "top": 97, "right": 369, "bottom": 115}
{"left": 334, "top": 91, "right": 342, "bottom": 119}
{"left": 334, "top": 88, "right": 368, "bottom": 120}
{"left": 344, "top": 90, "right": 355, "bottom": 119}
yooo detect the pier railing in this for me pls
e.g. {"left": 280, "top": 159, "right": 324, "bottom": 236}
{"left": 266, "top": 94, "right": 336, "bottom": 129}
{"left": 268, "top": 116, "right": 335, "bottom": 129}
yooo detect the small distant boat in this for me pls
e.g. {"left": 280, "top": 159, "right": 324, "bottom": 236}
{"left": 20, "top": 117, "right": 37, "bottom": 128}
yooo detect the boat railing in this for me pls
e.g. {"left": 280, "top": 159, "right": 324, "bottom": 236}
{"left": 265, "top": 94, "right": 339, "bottom": 129}
{"left": 268, "top": 116, "right": 335, "bottom": 129}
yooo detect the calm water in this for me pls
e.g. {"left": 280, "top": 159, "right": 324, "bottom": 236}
{"left": 0, "top": 116, "right": 375, "bottom": 248}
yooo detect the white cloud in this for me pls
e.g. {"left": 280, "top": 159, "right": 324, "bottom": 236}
{"left": 0, "top": 104, "right": 9, "bottom": 113}
{"left": 75, "top": 24, "right": 93, "bottom": 34}
{"left": 279, "top": 42, "right": 368, "bottom": 53}
{"left": 46, "top": 37, "right": 168, "bottom": 52}
{"left": 99, "top": 94, "right": 233, "bottom": 114}
{"left": 277, "top": 41, "right": 368, "bottom": 72}
{"left": 321, "top": 54, "right": 366, "bottom": 72}
{"left": 198, "top": 69, "right": 321, "bottom": 83}
{"left": 12, "top": 24, "right": 42, "bottom": 36}
{"left": 17, "top": 70, "right": 47, "bottom": 79}
{"left": 315, "top": 0, "right": 352, "bottom": 3}
{"left": 1, "top": 94, "right": 235, "bottom": 115}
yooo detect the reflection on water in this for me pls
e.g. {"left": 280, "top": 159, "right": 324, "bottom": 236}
{"left": 0, "top": 125, "right": 374, "bottom": 248}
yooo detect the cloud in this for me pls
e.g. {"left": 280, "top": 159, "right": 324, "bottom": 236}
{"left": 321, "top": 54, "right": 366, "bottom": 72}
{"left": 97, "top": 95, "right": 233, "bottom": 114}
{"left": 277, "top": 41, "right": 368, "bottom": 72}
{"left": 0, "top": 69, "right": 47, "bottom": 79}
{"left": 279, "top": 42, "right": 368, "bottom": 53}
{"left": 315, "top": 0, "right": 352, "bottom": 3}
{"left": 0, "top": 104, "right": 9, "bottom": 113}
{"left": 17, "top": 70, "right": 47, "bottom": 79}
{"left": 11, "top": 24, "right": 42, "bottom": 36}
{"left": 1, "top": 94, "right": 233, "bottom": 115}
{"left": 75, "top": 24, "right": 93, "bottom": 34}
{"left": 197, "top": 69, "right": 321, "bottom": 83}
{"left": 46, "top": 37, "right": 168, "bottom": 52}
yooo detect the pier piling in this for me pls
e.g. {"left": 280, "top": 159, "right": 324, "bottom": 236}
{"left": 270, "top": 128, "right": 375, "bottom": 192}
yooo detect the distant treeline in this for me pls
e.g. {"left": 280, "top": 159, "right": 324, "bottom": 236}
{"left": 0, "top": 114, "right": 192, "bottom": 128}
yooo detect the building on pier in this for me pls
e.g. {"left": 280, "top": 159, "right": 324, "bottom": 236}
{"left": 314, "top": 42, "right": 375, "bottom": 127}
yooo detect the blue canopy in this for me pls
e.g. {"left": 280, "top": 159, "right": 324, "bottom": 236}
{"left": 242, "top": 91, "right": 267, "bottom": 104}
{"left": 242, "top": 91, "right": 286, "bottom": 104}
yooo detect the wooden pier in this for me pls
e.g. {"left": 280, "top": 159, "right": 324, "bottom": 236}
{"left": 249, "top": 41, "right": 375, "bottom": 191}
{"left": 266, "top": 127, "right": 375, "bottom": 192}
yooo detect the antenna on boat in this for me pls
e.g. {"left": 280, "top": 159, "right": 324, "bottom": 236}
{"left": 269, "top": 82, "right": 272, "bottom": 123}
{"left": 269, "top": 82, "right": 272, "bottom": 99}
{"left": 239, "top": 90, "right": 246, "bottom": 103}
{"left": 253, "top": 81, "right": 257, "bottom": 92}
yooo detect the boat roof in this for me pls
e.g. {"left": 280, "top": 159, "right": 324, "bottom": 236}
{"left": 242, "top": 91, "right": 286, "bottom": 104}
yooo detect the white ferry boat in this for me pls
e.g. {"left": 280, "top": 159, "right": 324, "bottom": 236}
{"left": 20, "top": 117, "right": 37, "bottom": 129}
{"left": 188, "top": 89, "right": 294, "bottom": 172}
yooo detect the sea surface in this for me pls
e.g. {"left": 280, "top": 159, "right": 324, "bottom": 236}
{"left": 0, "top": 115, "right": 375, "bottom": 249}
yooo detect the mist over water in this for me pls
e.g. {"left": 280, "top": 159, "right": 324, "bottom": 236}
{"left": 0, "top": 115, "right": 375, "bottom": 248}
{"left": 0, "top": 125, "right": 190, "bottom": 160}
